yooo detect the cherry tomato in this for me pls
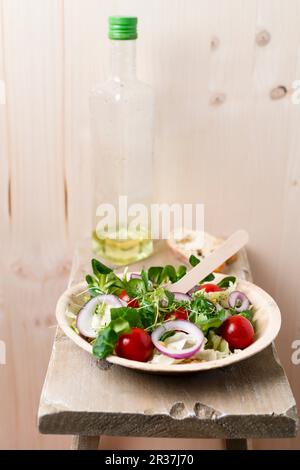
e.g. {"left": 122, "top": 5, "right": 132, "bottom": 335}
{"left": 219, "top": 315, "right": 254, "bottom": 350}
{"left": 197, "top": 283, "right": 223, "bottom": 293}
{"left": 115, "top": 328, "right": 153, "bottom": 362}
{"left": 166, "top": 306, "right": 189, "bottom": 321}
{"left": 118, "top": 290, "right": 140, "bottom": 308}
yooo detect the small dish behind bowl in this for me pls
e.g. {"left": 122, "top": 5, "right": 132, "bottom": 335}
{"left": 56, "top": 277, "right": 281, "bottom": 375}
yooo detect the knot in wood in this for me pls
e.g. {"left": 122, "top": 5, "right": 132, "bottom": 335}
{"left": 194, "top": 402, "right": 220, "bottom": 420}
{"left": 210, "top": 93, "right": 226, "bottom": 106}
{"left": 256, "top": 30, "right": 271, "bottom": 47}
{"left": 211, "top": 36, "right": 220, "bottom": 50}
{"left": 270, "top": 86, "right": 287, "bottom": 100}
{"left": 169, "top": 402, "right": 188, "bottom": 419}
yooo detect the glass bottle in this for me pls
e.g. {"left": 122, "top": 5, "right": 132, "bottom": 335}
{"left": 90, "top": 16, "right": 154, "bottom": 265}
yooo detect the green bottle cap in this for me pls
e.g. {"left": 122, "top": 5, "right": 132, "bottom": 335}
{"left": 109, "top": 16, "right": 138, "bottom": 40}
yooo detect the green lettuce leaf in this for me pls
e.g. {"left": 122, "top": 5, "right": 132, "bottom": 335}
{"left": 195, "top": 309, "right": 227, "bottom": 333}
{"left": 205, "top": 330, "right": 230, "bottom": 355}
{"left": 218, "top": 276, "right": 236, "bottom": 288}
{"left": 126, "top": 279, "right": 147, "bottom": 299}
{"left": 148, "top": 267, "right": 163, "bottom": 284}
{"left": 93, "top": 327, "right": 118, "bottom": 359}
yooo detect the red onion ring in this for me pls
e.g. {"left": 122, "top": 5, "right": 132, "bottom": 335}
{"left": 151, "top": 320, "right": 204, "bottom": 359}
{"left": 228, "top": 291, "right": 250, "bottom": 312}
{"left": 77, "top": 295, "right": 123, "bottom": 339}
{"left": 130, "top": 273, "right": 142, "bottom": 280}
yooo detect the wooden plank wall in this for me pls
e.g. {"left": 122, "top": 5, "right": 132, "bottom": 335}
{"left": 0, "top": 0, "right": 299, "bottom": 449}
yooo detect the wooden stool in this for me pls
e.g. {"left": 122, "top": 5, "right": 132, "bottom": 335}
{"left": 38, "top": 244, "right": 298, "bottom": 450}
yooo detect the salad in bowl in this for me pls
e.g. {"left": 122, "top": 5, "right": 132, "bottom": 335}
{"left": 65, "top": 256, "right": 260, "bottom": 367}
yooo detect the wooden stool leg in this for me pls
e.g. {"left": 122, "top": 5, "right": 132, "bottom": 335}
{"left": 71, "top": 435, "right": 101, "bottom": 450}
{"left": 225, "top": 439, "right": 248, "bottom": 450}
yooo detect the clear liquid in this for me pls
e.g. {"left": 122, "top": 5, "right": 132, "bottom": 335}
{"left": 92, "top": 227, "right": 153, "bottom": 266}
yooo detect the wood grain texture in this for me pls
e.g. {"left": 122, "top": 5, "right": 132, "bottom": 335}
{"left": 38, "top": 245, "right": 297, "bottom": 441}
{"left": 71, "top": 435, "right": 100, "bottom": 450}
{"left": 1, "top": 0, "right": 300, "bottom": 449}
{"left": 225, "top": 439, "right": 248, "bottom": 450}
{"left": 38, "top": 338, "right": 297, "bottom": 439}
{"left": 63, "top": 0, "right": 105, "bottom": 245}
{"left": 0, "top": 0, "right": 71, "bottom": 450}
{"left": 0, "top": 0, "right": 10, "bottom": 244}
{"left": 1, "top": 0, "right": 68, "bottom": 270}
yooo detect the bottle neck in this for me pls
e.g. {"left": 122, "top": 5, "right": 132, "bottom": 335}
{"left": 110, "top": 40, "right": 137, "bottom": 80}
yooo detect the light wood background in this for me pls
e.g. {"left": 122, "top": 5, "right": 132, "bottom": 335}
{"left": 0, "top": 0, "right": 299, "bottom": 450}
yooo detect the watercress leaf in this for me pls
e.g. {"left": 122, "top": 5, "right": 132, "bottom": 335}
{"left": 85, "top": 276, "right": 102, "bottom": 297}
{"left": 107, "top": 286, "right": 122, "bottom": 296}
{"left": 126, "top": 279, "right": 146, "bottom": 299}
{"left": 86, "top": 275, "right": 95, "bottom": 285}
{"left": 218, "top": 276, "right": 236, "bottom": 288}
{"left": 121, "top": 267, "right": 129, "bottom": 284}
{"left": 110, "top": 318, "right": 131, "bottom": 335}
{"left": 196, "top": 309, "right": 226, "bottom": 333}
{"left": 239, "top": 310, "right": 253, "bottom": 322}
{"left": 105, "top": 280, "right": 118, "bottom": 290}
{"left": 159, "top": 265, "right": 177, "bottom": 284}
{"left": 148, "top": 267, "right": 163, "bottom": 284}
{"left": 164, "top": 289, "right": 175, "bottom": 305}
{"left": 104, "top": 272, "right": 125, "bottom": 295}
{"left": 188, "top": 310, "right": 196, "bottom": 323}
{"left": 106, "top": 272, "right": 124, "bottom": 286}
{"left": 110, "top": 307, "right": 143, "bottom": 328}
{"left": 92, "top": 258, "right": 112, "bottom": 276}
{"left": 89, "top": 288, "right": 102, "bottom": 298}
{"left": 189, "top": 255, "right": 201, "bottom": 267}
{"left": 191, "top": 296, "right": 216, "bottom": 315}
{"left": 141, "top": 269, "right": 150, "bottom": 291}
{"left": 92, "top": 327, "right": 118, "bottom": 359}
{"left": 201, "top": 273, "right": 215, "bottom": 283}
{"left": 138, "top": 305, "right": 156, "bottom": 329}
{"left": 189, "top": 296, "right": 217, "bottom": 324}
{"left": 177, "top": 265, "right": 187, "bottom": 280}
